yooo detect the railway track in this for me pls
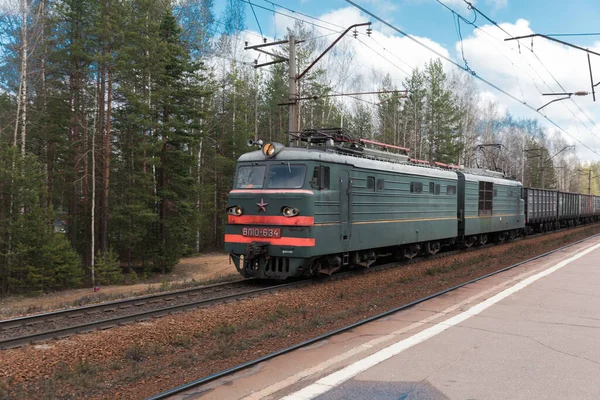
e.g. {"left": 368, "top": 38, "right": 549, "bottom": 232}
{"left": 147, "top": 231, "right": 600, "bottom": 400}
{"left": 0, "top": 249, "right": 467, "bottom": 350}
{"left": 0, "top": 225, "right": 594, "bottom": 350}
{"left": 0, "top": 279, "right": 300, "bottom": 349}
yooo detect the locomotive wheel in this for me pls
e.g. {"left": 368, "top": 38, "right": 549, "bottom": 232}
{"left": 479, "top": 234, "right": 488, "bottom": 245}
{"left": 427, "top": 241, "right": 441, "bottom": 255}
{"left": 464, "top": 236, "right": 476, "bottom": 248}
{"left": 404, "top": 244, "right": 419, "bottom": 259}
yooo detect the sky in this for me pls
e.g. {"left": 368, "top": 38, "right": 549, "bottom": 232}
{"left": 215, "top": 0, "right": 600, "bottom": 162}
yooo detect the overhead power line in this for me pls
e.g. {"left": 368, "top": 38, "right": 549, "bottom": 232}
{"left": 241, "top": 0, "right": 600, "bottom": 155}
{"left": 460, "top": 0, "right": 600, "bottom": 141}
{"left": 241, "top": 0, "right": 339, "bottom": 34}
{"left": 545, "top": 32, "right": 600, "bottom": 37}
{"left": 248, "top": 1, "right": 265, "bottom": 39}
{"left": 344, "top": 0, "right": 600, "bottom": 159}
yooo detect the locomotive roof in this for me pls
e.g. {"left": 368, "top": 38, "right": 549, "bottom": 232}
{"left": 239, "top": 146, "right": 523, "bottom": 186}
{"left": 238, "top": 147, "right": 459, "bottom": 180}
{"left": 462, "top": 171, "right": 522, "bottom": 187}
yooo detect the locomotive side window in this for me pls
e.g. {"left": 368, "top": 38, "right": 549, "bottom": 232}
{"left": 410, "top": 182, "right": 423, "bottom": 193}
{"left": 478, "top": 181, "right": 494, "bottom": 216}
{"left": 367, "top": 176, "right": 375, "bottom": 190}
{"left": 236, "top": 165, "right": 266, "bottom": 189}
{"left": 447, "top": 185, "right": 456, "bottom": 195}
{"left": 435, "top": 184, "right": 441, "bottom": 195}
{"left": 376, "top": 179, "right": 385, "bottom": 191}
{"left": 267, "top": 165, "right": 307, "bottom": 189}
{"left": 429, "top": 182, "right": 435, "bottom": 194}
{"left": 311, "top": 166, "right": 330, "bottom": 190}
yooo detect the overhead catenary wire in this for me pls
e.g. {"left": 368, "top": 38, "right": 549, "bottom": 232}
{"left": 356, "top": 37, "right": 412, "bottom": 76}
{"left": 344, "top": 0, "right": 600, "bottom": 159}
{"left": 432, "top": 0, "right": 600, "bottom": 147}
{"left": 241, "top": 0, "right": 340, "bottom": 35}
{"left": 545, "top": 32, "right": 600, "bottom": 37}
{"left": 439, "top": 0, "right": 600, "bottom": 140}
{"left": 241, "top": 0, "right": 600, "bottom": 156}
{"left": 248, "top": 0, "right": 265, "bottom": 39}
{"left": 459, "top": 0, "right": 600, "bottom": 142}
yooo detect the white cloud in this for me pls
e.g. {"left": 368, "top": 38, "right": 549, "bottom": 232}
{"left": 486, "top": 0, "right": 508, "bottom": 11}
{"left": 0, "top": 0, "right": 18, "bottom": 14}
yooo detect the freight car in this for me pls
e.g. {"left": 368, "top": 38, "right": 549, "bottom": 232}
{"left": 523, "top": 189, "right": 600, "bottom": 233}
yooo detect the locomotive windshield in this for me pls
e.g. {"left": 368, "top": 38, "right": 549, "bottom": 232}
{"left": 267, "top": 164, "right": 306, "bottom": 189}
{"left": 235, "top": 165, "right": 266, "bottom": 188}
{"left": 235, "top": 164, "right": 307, "bottom": 189}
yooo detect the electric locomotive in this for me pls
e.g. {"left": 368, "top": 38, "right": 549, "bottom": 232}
{"left": 225, "top": 129, "right": 522, "bottom": 279}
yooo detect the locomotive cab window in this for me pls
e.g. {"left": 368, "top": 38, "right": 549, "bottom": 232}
{"left": 410, "top": 182, "right": 423, "bottom": 193}
{"left": 376, "top": 179, "right": 385, "bottom": 191}
{"left": 447, "top": 185, "right": 456, "bottom": 195}
{"left": 311, "top": 166, "right": 330, "bottom": 190}
{"left": 367, "top": 176, "right": 375, "bottom": 190}
{"left": 236, "top": 165, "right": 266, "bottom": 189}
{"left": 478, "top": 181, "right": 494, "bottom": 216}
{"left": 267, "top": 164, "right": 306, "bottom": 189}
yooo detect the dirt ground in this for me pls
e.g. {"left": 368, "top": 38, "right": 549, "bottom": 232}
{"left": 0, "top": 253, "right": 237, "bottom": 318}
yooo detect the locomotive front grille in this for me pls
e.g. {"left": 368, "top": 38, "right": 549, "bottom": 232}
{"left": 266, "top": 257, "right": 290, "bottom": 273}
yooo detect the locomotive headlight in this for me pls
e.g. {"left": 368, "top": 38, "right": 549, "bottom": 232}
{"left": 282, "top": 206, "right": 299, "bottom": 217}
{"left": 227, "top": 206, "right": 243, "bottom": 216}
{"left": 262, "top": 143, "right": 276, "bottom": 157}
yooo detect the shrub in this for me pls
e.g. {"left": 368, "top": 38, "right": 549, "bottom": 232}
{"left": 95, "top": 248, "right": 122, "bottom": 285}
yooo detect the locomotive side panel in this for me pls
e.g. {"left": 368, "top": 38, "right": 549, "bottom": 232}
{"left": 462, "top": 175, "right": 524, "bottom": 236}
{"left": 346, "top": 168, "right": 458, "bottom": 250}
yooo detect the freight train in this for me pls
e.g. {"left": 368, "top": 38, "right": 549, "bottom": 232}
{"left": 225, "top": 128, "right": 599, "bottom": 279}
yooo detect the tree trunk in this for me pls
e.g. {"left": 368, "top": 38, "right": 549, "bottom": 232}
{"left": 102, "top": 61, "right": 112, "bottom": 253}
{"left": 20, "top": 0, "right": 27, "bottom": 155}
{"left": 91, "top": 89, "right": 97, "bottom": 287}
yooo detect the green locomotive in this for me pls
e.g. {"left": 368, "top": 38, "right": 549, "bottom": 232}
{"left": 225, "top": 130, "right": 525, "bottom": 279}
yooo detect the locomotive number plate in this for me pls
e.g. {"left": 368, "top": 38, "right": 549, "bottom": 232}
{"left": 242, "top": 227, "right": 281, "bottom": 238}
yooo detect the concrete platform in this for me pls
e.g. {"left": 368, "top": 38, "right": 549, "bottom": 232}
{"left": 171, "top": 236, "right": 600, "bottom": 400}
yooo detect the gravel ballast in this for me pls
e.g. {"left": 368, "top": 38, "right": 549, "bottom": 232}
{"left": 2, "top": 225, "right": 600, "bottom": 400}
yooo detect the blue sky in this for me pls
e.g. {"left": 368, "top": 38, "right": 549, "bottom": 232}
{"left": 234, "top": 0, "right": 600, "bottom": 48}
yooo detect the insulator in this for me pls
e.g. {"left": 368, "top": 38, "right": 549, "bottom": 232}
{"left": 366, "top": 27, "right": 372, "bottom": 36}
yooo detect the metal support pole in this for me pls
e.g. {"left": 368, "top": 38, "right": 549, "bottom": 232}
{"left": 288, "top": 35, "right": 297, "bottom": 146}
{"left": 540, "top": 156, "right": 544, "bottom": 188}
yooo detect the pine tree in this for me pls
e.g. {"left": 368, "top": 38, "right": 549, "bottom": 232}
{"left": 401, "top": 68, "right": 426, "bottom": 159}
{"left": 0, "top": 144, "right": 82, "bottom": 295}
{"left": 424, "top": 59, "right": 461, "bottom": 164}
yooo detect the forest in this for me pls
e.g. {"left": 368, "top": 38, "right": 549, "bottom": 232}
{"left": 0, "top": 0, "right": 597, "bottom": 295}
